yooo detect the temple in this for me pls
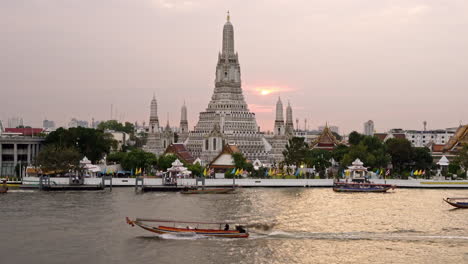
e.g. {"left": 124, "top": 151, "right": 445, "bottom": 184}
{"left": 310, "top": 124, "right": 341, "bottom": 150}
{"left": 144, "top": 95, "right": 175, "bottom": 155}
{"left": 185, "top": 13, "right": 271, "bottom": 164}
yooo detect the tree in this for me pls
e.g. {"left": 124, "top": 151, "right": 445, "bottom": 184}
{"left": 386, "top": 138, "right": 413, "bottom": 173}
{"left": 454, "top": 144, "right": 468, "bottom": 171}
{"left": 35, "top": 145, "right": 81, "bottom": 174}
{"left": 348, "top": 131, "right": 364, "bottom": 146}
{"left": 120, "top": 149, "right": 158, "bottom": 172}
{"left": 304, "top": 149, "right": 331, "bottom": 176}
{"left": 187, "top": 163, "right": 204, "bottom": 177}
{"left": 411, "top": 147, "right": 433, "bottom": 170}
{"left": 331, "top": 144, "right": 349, "bottom": 163}
{"left": 97, "top": 120, "right": 135, "bottom": 134}
{"left": 232, "top": 152, "right": 248, "bottom": 169}
{"left": 282, "top": 137, "right": 308, "bottom": 167}
{"left": 107, "top": 151, "right": 127, "bottom": 164}
{"left": 45, "top": 127, "right": 116, "bottom": 163}
{"left": 157, "top": 154, "right": 178, "bottom": 171}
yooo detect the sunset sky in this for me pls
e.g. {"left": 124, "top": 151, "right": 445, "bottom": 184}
{"left": 1, "top": 0, "right": 467, "bottom": 134}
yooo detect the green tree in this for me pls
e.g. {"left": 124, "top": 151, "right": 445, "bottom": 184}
{"left": 331, "top": 144, "right": 349, "bottom": 163}
{"left": 282, "top": 137, "right": 308, "bottom": 167}
{"left": 187, "top": 163, "right": 204, "bottom": 177}
{"left": 232, "top": 152, "right": 248, "bottom": 169}
{"left": 107, "top": 151, "right": 127, "bottom": 164}
{"left": 120, "top": 149, "right": 158, "bottom": 172}
{"left": 45, "top": 127, "right": 117, "bottom": 163}
{"left": 454, "top": 144, "right": 468, "bottom": 178}
{"left": 348, "top": 131, "right": 364, "bottom": 145}
{"left": 157, "top": 154, "right": 178, "bottom": 171}
{"left": 304, "top": 149, "right": 331, "bottom": 176}
{"left": 97, "top": 120, "right": 135, "bottom": 134}
{"left": 386, "top": 138, "right": 413, "bottom": 173}
{"left": 35, "top": 145, "right": 81, "bottom": 174}
{"left": 411, "top": 147, "right": 433, "bottom": 171}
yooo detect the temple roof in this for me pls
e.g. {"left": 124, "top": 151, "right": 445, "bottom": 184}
{"left": 164, "top": 143, "right": 195, "bottom": 164}
{"left": 310, "top": 125, "right": 340, "bottom": 150}
{"left": 209, "top": 144, "right": 241, "bottom": 168}
{"left": 443, "top": 124, "right": 468, "bottom": 152}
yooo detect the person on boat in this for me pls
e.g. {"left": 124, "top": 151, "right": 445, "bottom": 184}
{"left": 236, "top": 225, "right": 246, "bottom": 233}
{"left": 224, "top": 224, "right": 230, "bottom": 231}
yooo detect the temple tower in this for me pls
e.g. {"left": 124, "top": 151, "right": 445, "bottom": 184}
{"left": 149, "top": 94, "right": 159, "bottom": 133}
{"left": 179, "top": 102, "right": 189, "bottom": 142}
{"left": 285, "top": 101, "right": 294, "bottom": 135}
{"left": 144, "top": 95, "right": 164, "bottom": 155}
{"left": 274, "top": 97, "right": 285, "bottom": 136}
{"left": 186, "top": 13, "right": 270, "bottom": 163}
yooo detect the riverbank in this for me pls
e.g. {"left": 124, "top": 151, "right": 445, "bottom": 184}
{"left": 21, "top": 177, "right": 468, "bottom": 189}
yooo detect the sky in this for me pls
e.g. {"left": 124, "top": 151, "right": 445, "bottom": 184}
{"left": 1, "top": 0, "right": 467, "bottom": 134}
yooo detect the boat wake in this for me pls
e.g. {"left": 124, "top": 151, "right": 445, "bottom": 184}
{"left": 250, "top": 231, "right": 468, "bottom": 242}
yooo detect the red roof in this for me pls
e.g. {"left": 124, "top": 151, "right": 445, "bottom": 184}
{"left": 4, "top": 128, "right": 43, "bottom": 136}
{"left": 374, "top": 133, "right": 388, "bottom": 141}
{"left": 164, "top": 143, "right": 195, "bottom": 164}
{"left": 431, "top": 144, "right": 445, "bottom": 153}
{"left": 393, "top": 133, "right": 406, "bottom": 139}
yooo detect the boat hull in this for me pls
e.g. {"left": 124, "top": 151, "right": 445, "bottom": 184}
{"left": 333, "top": 182, "right": 395, "bottom": 193}
{"left": 444, "top": 198, "right": 468, "bottom": 209}
{"left": 127, "top": 218, "right": 249, "bottom": 238}
{"left": 181, "top": 188, "right": 235, "bottom": 194}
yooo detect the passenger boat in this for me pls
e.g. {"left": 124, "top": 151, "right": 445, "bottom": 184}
{"left": 126, "top": 217, "right": 249, "bottom": 238}
{"left": 443, "top": 198, "right": 468, "bottom": 209}
{"left": 333, "top": 159, "right": 396, "bottom": 193}
{"left": 180, "top": 187, "right": 236, "bottom": 194}
{"left": 333, "top": 180, "right": 395, "bottom": 193}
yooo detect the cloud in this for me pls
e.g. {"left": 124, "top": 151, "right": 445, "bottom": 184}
{"left": 152, "top": 0, "right": 198, "bottom": 10}
{"left": 248, "top": 104, "right": 273, "bottom": 113}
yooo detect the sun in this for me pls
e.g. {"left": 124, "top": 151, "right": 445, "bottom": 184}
{"left": 260, "top": 89, "right": 272, "bottom": 95}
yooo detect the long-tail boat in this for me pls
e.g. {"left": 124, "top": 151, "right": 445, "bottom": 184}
{"left": 443, "top": 198, "right": 468, "bottom": 209}
{"left": 126, "top": 217, "right": 249, "bottom": 238}
{"left": 180, "top": 187, "right": 236, "bottom": 194}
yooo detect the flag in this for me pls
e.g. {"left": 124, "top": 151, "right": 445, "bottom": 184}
{"left": 380, "top": 169, "right": 384, "bottom": 176}
{"left": 415, "top": 170, "right": 420, "bottom": 176}
{"left": 410, "top": 170, "right": 414, "bottom": 176}
{"left": 264, "top": 169, "right": 268, "bottom": 177}
{"left": 203, "top": 168, "right": 207, "bottom": 176}
{"left": 385, "top": 169, "right": 390, "bottom": 176}
{"left": 375, "top": 169, "right": 380, "bottom": 175}
{"left": 341, "top": 170, "right": 345, "bottom": 177}
{"left": 268, "top": 168, "right": 273, "bottom": 176}
{"left": 295, "top": 169, "right": 300, "bottom": 176}
{"left": 131, "top": 169, "right": 134, "bottom": 176}
{"left": 239, "top": 169, "right": 244, "bottom": 175}
{"left": 422, "top": 170, "right": 426, "bottom": 175}
{"left": 231, "top": 168, "right": 236, "bottom": 174}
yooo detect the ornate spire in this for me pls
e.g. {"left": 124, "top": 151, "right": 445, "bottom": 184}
{"left": 285, "top": 101, "right": 294, "bottom": 135}
{"left": 222, "top": 12, "right": 234, "bottom": 55}
{"left": 275, "top": 97, "right": 284, "bottom": 122}
{"left": 227, "top": 10, "right": 230, "bottom": 22}
{"left": 149, "top": 94, "right": 159, "bottom": 133}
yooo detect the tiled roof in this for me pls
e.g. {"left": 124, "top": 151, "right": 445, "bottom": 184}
{"left": 4, "top": 128, "right": 43, "bottom": 136}
{"left": 164, "top": 143, "right": 195, "bottom": 164}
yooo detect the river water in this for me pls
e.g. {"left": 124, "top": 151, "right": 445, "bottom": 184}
{"left": 1, "top": 188, "right": 467, "bottom": 263}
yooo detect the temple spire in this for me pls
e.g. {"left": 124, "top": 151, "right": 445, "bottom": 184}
{"left": 227, "top": 10, "right": 230, "bottom": 22}
{"left": 222, "top": 11, "right": 234, "bottom": 55}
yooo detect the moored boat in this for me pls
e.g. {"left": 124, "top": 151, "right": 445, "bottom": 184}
{"left": 126, "top": 218, "right": 249, "bottom": 238}
{"left": 0, "top": 180, "right": 8, "bottom": 194}
{"left": 333, "top": 181, "right": 395, "bottom": 193}
{"left": 180, "top": 187, "right": 236, "bottom": 194}
{"left": 443, "top": 197, "right": 468, "bottom": 208}
{"left": 333, "top": 159, "right": 396, "bottom": 193}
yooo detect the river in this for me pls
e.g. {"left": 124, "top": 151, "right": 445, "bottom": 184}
{"left": 1, "top": 188, "right": 467, "bottom": 263}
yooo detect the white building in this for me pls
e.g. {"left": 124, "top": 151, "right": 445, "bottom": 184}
{"left": 364, "top": 120, "right": 374, "bottom": 136}
{"left": 405, "top": 129, "right": 454, "bottom": 147}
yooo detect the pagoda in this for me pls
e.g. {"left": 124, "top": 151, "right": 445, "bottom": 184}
{"left": 186, "top": 13, "right": 270, "bottom": 163}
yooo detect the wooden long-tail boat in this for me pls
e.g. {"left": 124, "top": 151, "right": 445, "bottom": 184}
{"left": 180, "top": 187, "right": 236, "bottom": 194}
{"left": 126, "top": 217, "right": 249, "bottom": 238}
{"left": 443, "top": 198, "right": 468, "bottom": 209}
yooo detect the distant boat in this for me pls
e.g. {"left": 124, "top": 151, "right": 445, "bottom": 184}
{"left": 443, "top": 198, "right": 468, "bottom": 209}
{"left": 333, "top": 181, "right": 395, "bottom": 193}
{"left": 126, "top": 217, "right": 249, "bottom": 238}
{"left": 0, "top": 180, "right": 8, "bottom": 194}
{"left": 180, "top": 187, "right": 236, "bottom": 194}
